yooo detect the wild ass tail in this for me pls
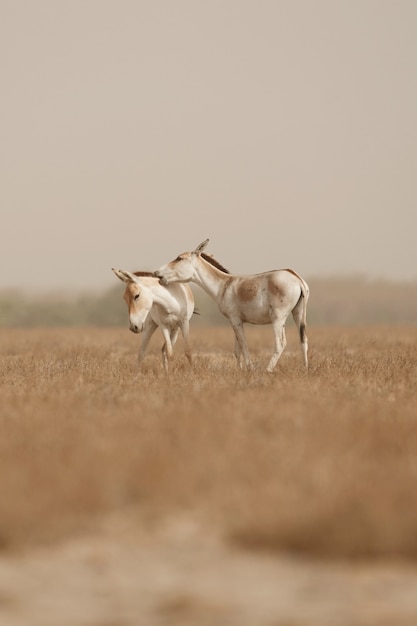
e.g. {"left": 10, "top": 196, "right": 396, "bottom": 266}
{"left": 287, "top": 270, "right": 309, "bottom": 369}
{"left": 298, "top": 279, "right": 309, "bottom": 345}
{"left": 298, "top": 278, "right": 309, "bottom": 369}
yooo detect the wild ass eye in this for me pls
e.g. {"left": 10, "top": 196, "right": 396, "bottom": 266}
{"left": 134, "top": 294, "right": 140, "bottom": 301}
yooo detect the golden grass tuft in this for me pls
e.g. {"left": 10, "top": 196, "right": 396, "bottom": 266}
{"left": 0, "top": 325, "right": 416, "bottom": 560}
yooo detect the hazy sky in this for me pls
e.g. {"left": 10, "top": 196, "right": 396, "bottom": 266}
{"left": 2, "top": 0, "right": 416, "bottom": 291}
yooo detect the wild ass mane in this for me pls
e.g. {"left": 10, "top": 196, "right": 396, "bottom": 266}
{"left": 133, "top": 271, "right": 155, "bottom": 277}
{"left": 200, "top": 253, "right": 230, "bottom": 274}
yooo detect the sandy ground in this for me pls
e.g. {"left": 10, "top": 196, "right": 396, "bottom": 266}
{"left": 1, "top": 515, "right": 417, "bottom": 626}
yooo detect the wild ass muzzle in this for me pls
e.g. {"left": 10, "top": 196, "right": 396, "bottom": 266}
{"left": 112, "top": 269, "right": 194, "bottom": 373}
{"left": 155, "top": 240, "right": 309, "bottom": 372}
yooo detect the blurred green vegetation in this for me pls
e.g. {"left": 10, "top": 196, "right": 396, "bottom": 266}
{"left": 1, "top": 277, "right": 417, "bottom": 327}
{"left": 0, "top": 286, "right": 126, "bottom": 328}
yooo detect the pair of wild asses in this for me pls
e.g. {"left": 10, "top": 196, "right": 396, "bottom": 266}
{"left": 113, "top": 239, "right": 309, "bottom": 373}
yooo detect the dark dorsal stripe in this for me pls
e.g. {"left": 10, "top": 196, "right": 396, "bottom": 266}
{"left": 133, "top": 271, "right": 155, "bottom": 277}
{"left": 201, "top": 253, "right": 230, "bottom": 274}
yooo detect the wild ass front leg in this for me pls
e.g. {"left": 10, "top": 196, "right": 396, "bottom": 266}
{"left": 180, "top": 319, "right": 193, "bottom": 365}
{"left": 230, "top": 319, "right": 252, "bottom": 371}
{"left": 234, "top": 335, "right": 244, "bottom": 369}
{"left": 136, "top": 320, "right": 158, "bottom": 371}
{"left": 160, "top": 327, "right": 174, "bottom": 374}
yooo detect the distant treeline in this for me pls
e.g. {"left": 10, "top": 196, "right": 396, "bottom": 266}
{"left": 1, "top": 277, "right": 417, "bottom": 327}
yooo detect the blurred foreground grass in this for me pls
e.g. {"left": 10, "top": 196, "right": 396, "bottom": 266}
{"left": 0, "top": 325, "right": 416, "bottom": 561}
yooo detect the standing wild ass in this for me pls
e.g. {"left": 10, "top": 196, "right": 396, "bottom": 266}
{"left": 155, "top": 240, "right": 309, "bottom": 372}
{"left": 112, "top": 269, "right": 194, "bottom": 373}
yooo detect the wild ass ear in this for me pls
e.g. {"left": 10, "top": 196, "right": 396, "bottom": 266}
{"left": 112, "top": 268, "right": 137, "bottom": 284}
{"left": 192, "top": 239, "right": 210, "bottom": 255}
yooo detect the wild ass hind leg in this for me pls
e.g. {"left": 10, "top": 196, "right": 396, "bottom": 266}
{"left": 266, "top": 318, "right": 287, "bottom": 373}
{"left": 292, "top": 300, "right": 308, "bottom": 370}
{"left": 161, "top": 342, "right": 168, "bottom": 373}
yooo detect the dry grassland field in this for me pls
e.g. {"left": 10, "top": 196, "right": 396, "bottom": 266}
{"left": 1, "top": 324, "right": 417, "bottom": 625}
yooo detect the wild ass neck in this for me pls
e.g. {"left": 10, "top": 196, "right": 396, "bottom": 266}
{"left": 150, "top": 282, "right": 180, "bottom": 311}
{"left": 193, "top": 257, "right": 230, "bottom": 301}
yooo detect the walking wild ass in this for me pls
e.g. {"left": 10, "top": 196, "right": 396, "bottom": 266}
{"left": 112, "top": 269, "right": 194, "bottom": 373}
{"left": 155, "top": 240, "right": 309, "bottom": 372}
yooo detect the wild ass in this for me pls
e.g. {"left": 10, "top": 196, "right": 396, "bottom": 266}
{"left": 112, "top": 269, "right": 194, "bottom": 373}
{"left": 155, "top": 240, "right": 309, "bottom": 372}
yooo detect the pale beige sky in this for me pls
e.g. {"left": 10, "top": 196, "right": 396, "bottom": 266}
{"left": 1, "top": 0, "right": 416, "bottom": 290}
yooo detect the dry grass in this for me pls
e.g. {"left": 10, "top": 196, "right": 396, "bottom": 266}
{"left": 0, "top": 325, "right": 416, "bottom": 561}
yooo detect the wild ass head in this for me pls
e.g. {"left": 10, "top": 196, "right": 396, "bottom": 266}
{"left": 154, "top": 239, "right": 210, "bottom": 285}
{"left": 112, "top": 269, "right": 154, "bottom": 333}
